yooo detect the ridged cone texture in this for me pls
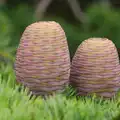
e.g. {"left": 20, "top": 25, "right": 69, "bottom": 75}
{"left": 70, "top": 38, "right": 120, "bottom": 98}
{"left": 15, "top": 21, "right": 70, "bottom": 96}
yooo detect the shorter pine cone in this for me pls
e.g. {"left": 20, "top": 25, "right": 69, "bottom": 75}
{"left": 70, "top": 38, "right": 120, "bottom": 98}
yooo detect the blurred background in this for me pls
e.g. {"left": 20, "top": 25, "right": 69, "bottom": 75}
{"left": 0, "top": 0, "right": 120, "bottom": 63}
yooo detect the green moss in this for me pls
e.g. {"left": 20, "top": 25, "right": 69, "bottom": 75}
{"left": 0, "top": 63, "right": 119, "bottom": 120}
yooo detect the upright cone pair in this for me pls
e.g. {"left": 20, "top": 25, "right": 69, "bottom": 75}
{"left": 70, "top": 38, "right": 120, "bottom": 98}
{"left": 15, "top": 21, "right": 70, "bottom": 96}
{"left": 15, "top": 21, "right": 120, "bottom": 98}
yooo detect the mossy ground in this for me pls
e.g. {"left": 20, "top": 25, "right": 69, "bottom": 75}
{"left": 0, "top": 62, "right": 120, "bottom": 120}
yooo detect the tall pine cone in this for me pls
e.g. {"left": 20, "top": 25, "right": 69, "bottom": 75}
{"left": 15, "top": 21, "right": 70, "bottom": 96}
{"left": 70, "top": 38, "right": 120, "bottom": 98}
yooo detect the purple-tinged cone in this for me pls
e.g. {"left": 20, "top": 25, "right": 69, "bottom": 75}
{"left": 70, "top": 38, "right": 120, "bottom": 98}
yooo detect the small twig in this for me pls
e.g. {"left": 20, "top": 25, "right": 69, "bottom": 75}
{"left": 35, "top": 0, "right": 53, "bottom": 20}
{"left": 0, "top": 0, "right": 6, "bottom": 6}
{"left": 67, "top": 0, "right": 87, "bottom": 23}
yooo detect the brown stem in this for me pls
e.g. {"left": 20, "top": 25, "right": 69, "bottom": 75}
{"left": 67, "top": 0, "right": 87, "bottom": 23}
{"left": 35, "top": 0, "right": 53, "bottom": 20}
{"left": 0, "top": 0, "right": 6, "bottom": 5}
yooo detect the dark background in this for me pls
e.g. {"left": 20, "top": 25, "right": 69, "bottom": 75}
{"left": 0, "top": 0, "right": 120, "bottom": 62}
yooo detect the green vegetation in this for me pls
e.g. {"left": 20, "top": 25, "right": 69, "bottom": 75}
{"left": 42, "top": 3, "right": 120, "bottom": 58}
{"left": 1, "top": 3, "right": 120, "bottom": 120}
{"left": 0, "top": 62, "right": 120, "bottom": 120}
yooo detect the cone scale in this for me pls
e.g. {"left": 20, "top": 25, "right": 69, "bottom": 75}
{"left": 70, "top": 38, "right": 120, "bottom": 98}
{"left": 15, "top": 21, "right": 70, "bottom": 96}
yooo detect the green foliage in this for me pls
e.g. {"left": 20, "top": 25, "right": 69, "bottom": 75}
{"left": 0, "top": 11, "right": 11, "bottom": 38}
{"left": 0, "top": 11, "right": 15, "bottom": 62}
{"left": 3, "top": 3, "right": 120, "bottom": 59}
{"left": 0, "top": 63, "right": 119, "bottom": 120}
{"left": 43, "top": 4, "right": 120, "bottom": 58}
{"left": 84, "top": 3, "right": 120, "bottom": 47}
{"left": 0, "top": 63, "right": 15, "bottom": 88}
{"left": 0, "top": 4, "right": 35, "bottom": 63}
{"left": 6, "top": 4, "right": 35, "bottom": 46}
{"left": 1, "top": 3, "right": 120, "bottom": 59}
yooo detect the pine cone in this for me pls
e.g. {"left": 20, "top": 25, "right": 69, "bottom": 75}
{"left": 70, "top": 38, "right": 120, "bottom": 98}
{"left": 15, "top": 21, "right": 70, "bottom": 96}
